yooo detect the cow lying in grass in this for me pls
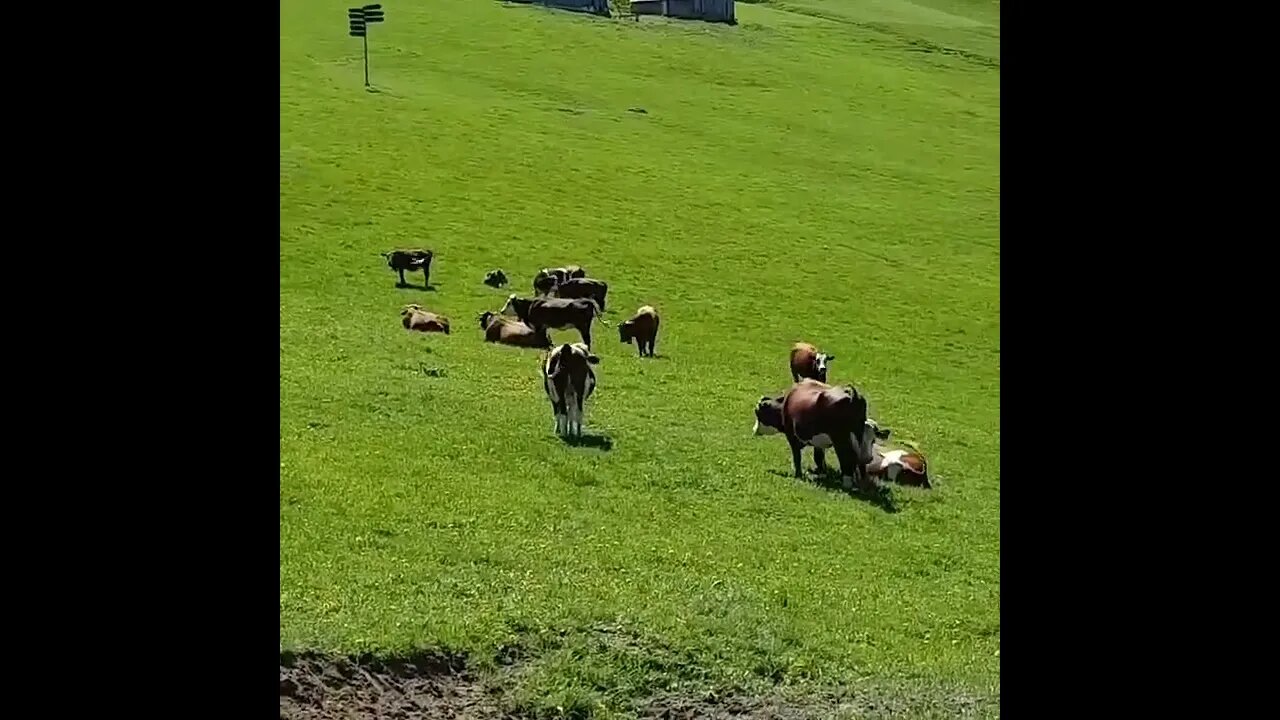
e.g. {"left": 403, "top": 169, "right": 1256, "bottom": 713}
{"left": 401, "top": 304, "right": 450, "bottom": 334}
{"left": 478, "top": 311, "right": 550, "bottom": 348}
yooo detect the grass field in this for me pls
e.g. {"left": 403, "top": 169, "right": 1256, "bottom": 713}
{"left": 280, "top": 0, "right": 999, "bottom": 716}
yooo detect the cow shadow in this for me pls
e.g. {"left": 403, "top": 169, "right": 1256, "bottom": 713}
{"left": 396, "top": 282, "right": 437, "bottom": 292}
{"left": 768, "top": 469, "right": 899, "bottom": 513}
{"left": 560, "top": 433, "right": 614, "bottom": 451}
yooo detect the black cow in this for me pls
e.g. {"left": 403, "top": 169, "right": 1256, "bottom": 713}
{"left": 501, "top": 294, "right": 606, "bottom": 347}
{"left": 551, "top": 278, "right": 609, "bottom": 312}
{"left": 533, "top": 265, "right": 587, "bottom": 295}
{"left": 383, "top": 249, "right": 433, "bottom": 288}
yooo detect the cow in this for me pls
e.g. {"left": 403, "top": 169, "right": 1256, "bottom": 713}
{"left": 551, "top": 277, "right": 609, "bottom": 312}
{"left": 864, "top": 420, "right": 931, "bottom": 488}
{"left": 483, "top": 269, "right": 509, "bottom": 288}
{"left": 383, "top": 249, "right": 433, "bottom": 288}
{"left": 752, "top": 379, "right": 877, "bottom": 492}
{"left": 533, "top": 265, "right": 587, "bottom": 295}
{"left": 542, "top": 342, "right": 600, "bottom": 437}
{"left": 619, "top": 305, "right": 660, "bottom": 357}
{"left": 401, "top": 304, "right": 450, "bottom": 334}
{"left": 500, "top": 294, "right": 606, "bottom": 347}
{"left": 478, "top": 311, "right": 551, "bottom": 348}
{"left": 790, "top": 342, "right": 834, "bottom": 383}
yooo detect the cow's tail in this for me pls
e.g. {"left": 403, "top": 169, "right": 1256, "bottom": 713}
{"left": 587, "top": 299, "right": 610, "bottom": 325}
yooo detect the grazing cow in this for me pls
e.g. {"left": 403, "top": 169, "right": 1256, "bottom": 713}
{"left": 401, "top": 304, "right": 450, "bottom": 334}
{"left": 551, "top": 277, "right": 609, "bottom": 312}
{"left": 533, "top": 265, "right": 587, "bottom": 295}
{"left": 483, "top": 269, "right": 509, "bottom": 288}
{"left": 619, "top": 305, "right": 660, "bottom": 357}
{"left": 790, "top": 342, "right": 834, "bottom": 383}
{"left": 478, "top": 311, "right": 551, "bottom": 348}
{"left": 500, "top": 294, "right": 606, "bottom": 347}
{"left": 542, "top": 342, "right": 600, "bottom": 437}
{"left": 864, "top": 420, "right": 931, "bottom": 488}
{"left": 752, "top": 379, "right": 876, "bottom": 491}
{"left": 383, "top": 249, "right": 433, "bottom": 288}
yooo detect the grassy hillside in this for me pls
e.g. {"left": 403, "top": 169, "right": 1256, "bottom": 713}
{"left": 281, "top": 0, "right": 999, "bottom": 715}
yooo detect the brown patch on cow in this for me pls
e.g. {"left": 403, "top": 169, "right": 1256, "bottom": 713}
{"left": 402, "top": 305, "right": 450, "bottom": 334}
{"left": 789, "top": 342, "right": 830, "bottom": 383}
{"left": 479, "top": 310, "right": 550, "bottom": 348}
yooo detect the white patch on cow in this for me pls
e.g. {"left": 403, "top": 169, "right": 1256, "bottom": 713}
{"left": 810, "top": 433, "right": 834, "bottom": 449}
{"left": 753, "top": 420, "right": 779, "bottom": 436}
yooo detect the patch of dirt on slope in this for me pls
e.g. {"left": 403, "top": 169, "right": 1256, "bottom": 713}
{"left": 279, "top": 650, "right": 506, "bottom": 719}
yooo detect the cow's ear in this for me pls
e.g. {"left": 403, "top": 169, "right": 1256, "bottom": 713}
{"left": 826, "top": 355, "right": 835, "bottom": 362}
{"left": 587, "top": 355, "right": 601, "bottom": 365}
{"left": 876, "top": 426, "right": 892, "bottom": 440}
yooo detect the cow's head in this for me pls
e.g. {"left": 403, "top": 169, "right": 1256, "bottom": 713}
{"left": 865, "top": 418, "right": 892, "bottom": 444}
{"left": 401, "top": 304, "right": 423, "bottom": 316}
{"left": 484, "top": 269, "right": 508, "bottom": 288}
{"left": 753, "top": 395, "right": 785, "bottom": 436}
{"left": 815, "top": 353, "right": 834, "bottom": 381}
{"left": 619, "top": 320, "right": 636, "bottom": 344}
{"left": 566, "top": 265, "right": 587, "bottom": 279}
{"left": 478, "top": 311, "right": 497, "bottom": 330}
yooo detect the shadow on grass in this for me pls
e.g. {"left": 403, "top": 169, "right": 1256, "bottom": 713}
{"left": 768, "top": 468, "right": 899, "bottom": 513}
{"left": 560, "top": 433, "right": 614, "bottom": 451}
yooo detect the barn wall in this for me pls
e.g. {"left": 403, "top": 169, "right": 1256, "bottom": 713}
{"left": 629, "top": 0, "right": 734, "bottom": 23}
{"left": 537, "top": 0, "right": 611, "bottom": 17}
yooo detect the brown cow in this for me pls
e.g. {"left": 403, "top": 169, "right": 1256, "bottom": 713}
{"left": 619, "top": 305, "right": 660, "bottom": 357}
{"left": 864, "top": 420, "right": 931, "bottom": 488}
{"left": 790, "top": 342, "right": 834, "bottom": 383}
{"left": 551, "top": 277, "right": 609, "bottom": 312}
{"left": 383, "top": 249, "right": 433, "bottom": 288}
{"left": 478, "top": 311, "right": 551, "bottom": 348}
{"left": 542, "top": 342, "right": 600, "bottom": 437}
{"left": 752, "top": 379, "right": 876, "bottom": 491}
{"left": 533, "top": 265, "right": 587, "bottom": 295}
{"left": 500, "top": 294, "right": 606, "bottom": 347}
{"left": 401, "top": 304, "right": 450, "bottom": 334}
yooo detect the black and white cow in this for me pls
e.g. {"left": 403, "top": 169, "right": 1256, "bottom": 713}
{"left": 542, "top": 342, "right": 599, "bottom": 437}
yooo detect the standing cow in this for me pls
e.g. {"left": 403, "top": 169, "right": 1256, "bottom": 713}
{"left": 533, "top": 265, "right": 587, "bottom": 295}
{"left": 619, "top": 305, "right": 660, "bottom": 357}
{"left": 383, "top": 249, "right": 433, "bottom": 288}
{"left": 543, "top": 342, "right": 600, "bottom": 437}
{"left": 551, "top": 278, "right": 609, "bottom": 312}
{"left": 753, "top": 379, "right": 877, "bottom": 492}
{"left": 501, "top": 294, "right": 606, "bottom": 347}
{"left": 790, "top": 342, "right": 834, "bottom": 383}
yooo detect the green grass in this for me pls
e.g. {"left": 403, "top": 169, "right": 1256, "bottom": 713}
{"left": 281, "top": 0, "right": 999, "bottom": 715}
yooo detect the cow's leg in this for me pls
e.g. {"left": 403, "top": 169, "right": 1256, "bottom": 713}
{"left": 422, "top": 267, "right": 430, "bottom": 288}
{"left": 397, "top": 268, "right": 406, "bottom": 286}
{"left": 786, "top": 435, "right": 805, "bottom": 478}
{"left": 834, "top": 437, "right": 876, "bottom": 493}
{"left": 812, "top": 447, "right": 828, "bottom": 475}
{"left": 580, "top": 324, "right": 592, "bottom": 348}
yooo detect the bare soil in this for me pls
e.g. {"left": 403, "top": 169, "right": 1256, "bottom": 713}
{"left": 280, "top": 651, "right": 995, "bottom": 719}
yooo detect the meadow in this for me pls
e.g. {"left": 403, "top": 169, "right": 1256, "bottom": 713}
{"left": 280, "top": 0, "right": 999, "bottom": 716}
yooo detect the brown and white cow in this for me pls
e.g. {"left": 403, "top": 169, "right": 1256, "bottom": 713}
{"left": 478, "top": 311, "right": 551, "bottom": 348}
{"left": 619, "top": 305, "right": 660, "bottom": 357}
{"left": 551, "top": 277, "right": 609, "bottom": 312}
{"left": 533, "top": 265, "right": 587, "bottom": 295}
{"left": 501, "top": 294, "right": 606, "bottom": 347}
{"left": 483, "top": 269, "right": 509, "bottom": 288}
{"left": 401, "top": 304, "right": 450, "bottom": 334}
{"left": 383, "top": 249, "right": 433, "bottom": 288}
{"left": 542, "top": 342, "right": 600, "bottom": 437}
{"left": 753, "top": 379, "right": 876, "bottom": 491}
{"left": 790, "top": 342, "right": 834, "bottom": 383}
{"left": 864, "top": 419, "right": 931, "bottom": 488}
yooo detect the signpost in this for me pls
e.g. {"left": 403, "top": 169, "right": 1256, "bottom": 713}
{"left": 347, "top": 4, "right": 386, "bottom": 89}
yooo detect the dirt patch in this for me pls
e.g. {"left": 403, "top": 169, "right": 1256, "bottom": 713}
{"left": 280, "top": 650, "right": 506, "bottom": 719}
